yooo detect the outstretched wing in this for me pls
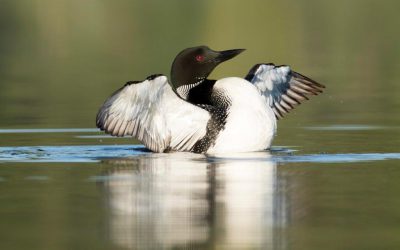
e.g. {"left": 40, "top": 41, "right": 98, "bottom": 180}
{"left": 245, "top": 64, "right": 325, "bottom": 119}
{"left": 96, "top": 75, "right": 210, "bottom": 152}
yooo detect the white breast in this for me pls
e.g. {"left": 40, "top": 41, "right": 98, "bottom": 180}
{"left": 207, "top": 77, "right": 277, "bottom": 154}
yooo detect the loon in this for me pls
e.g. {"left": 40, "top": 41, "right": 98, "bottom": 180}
{"left": 96, "top": 46, "right": 325, "bottom": 154}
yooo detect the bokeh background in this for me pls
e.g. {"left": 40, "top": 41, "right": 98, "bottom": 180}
{"left": 1, "top": 0, "right": 399, "bottom": 131}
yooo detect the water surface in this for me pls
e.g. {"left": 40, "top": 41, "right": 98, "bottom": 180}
{"left": 1, "top": 126, "right": 400, "bottom": 250}
{"left": 1, "top": 0, "right": 400, "bottom": 249}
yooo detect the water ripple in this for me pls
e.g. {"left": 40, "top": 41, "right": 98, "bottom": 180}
{"left": 0, "top": 145, "right": 399, "bottom": 164}
{"left": 304, "top": 125, "right": 387, "bottom": 131}
{"left": 0, "top": 128, "right": 99, "bottom": 134}
{"left": 0, "top": 145, "right": 148, "bottom": 163}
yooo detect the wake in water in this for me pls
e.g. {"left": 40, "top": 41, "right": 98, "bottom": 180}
{"left": 0, "top": 144, "right": 399, "bottom": 163}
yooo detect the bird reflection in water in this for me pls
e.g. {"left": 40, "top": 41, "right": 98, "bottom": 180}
{"left": 96, "top": 152, "right": 290, "bottom": 249}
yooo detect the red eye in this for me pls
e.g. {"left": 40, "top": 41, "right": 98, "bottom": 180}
{"left": 195, "top": 55, "right": 205, "bottom": 62}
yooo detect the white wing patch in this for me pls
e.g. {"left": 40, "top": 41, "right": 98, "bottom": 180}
{"left": 245, "top": 64, "right": 325, "bottom": 119}
{"left": 96, "top": 75, "right": 210, "bottom": 152}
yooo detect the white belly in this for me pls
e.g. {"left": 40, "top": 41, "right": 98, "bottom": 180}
{"left": 206, "top": 77, "right": 276, "bottom": 154}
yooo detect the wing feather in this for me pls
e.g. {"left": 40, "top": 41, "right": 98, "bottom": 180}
{"left": 96, "top": 75, "right": 210, "bottom": 152}
{"left": 245, "top": 64, "right": 325, "bottom": 119}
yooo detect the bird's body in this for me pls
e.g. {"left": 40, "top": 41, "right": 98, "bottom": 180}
{"left": 96, "top": 46, "right": 325, "bottom": 154}
{"left": 205, "top": 77, "right": 276, "bottom": 153}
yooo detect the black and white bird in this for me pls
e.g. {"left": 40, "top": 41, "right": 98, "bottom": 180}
{"left": 96, "top": 46, "right": 325, "bottom": 154}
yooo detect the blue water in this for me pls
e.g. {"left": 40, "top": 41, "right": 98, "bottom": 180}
{"left": 1, "top": 144, "right": 399, "bottom": 164}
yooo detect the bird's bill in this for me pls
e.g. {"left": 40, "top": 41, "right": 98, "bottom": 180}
{"left": 216, "top": 48, "right": 245, "bottom": 63}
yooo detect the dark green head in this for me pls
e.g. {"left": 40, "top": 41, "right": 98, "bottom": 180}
{"left": 170, "top": 46, "right": 245, "bottom": 97}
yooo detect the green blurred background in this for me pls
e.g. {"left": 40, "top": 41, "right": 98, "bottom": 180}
{"left": 1, "top": 0, "right": 399, "bottom": 131}
{"left": 1, "top": 1, "right": 400, "bottom": 250}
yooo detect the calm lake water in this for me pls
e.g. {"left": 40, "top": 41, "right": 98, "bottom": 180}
{"left": 1, "top": 0, "right": 400, "bottom": 249}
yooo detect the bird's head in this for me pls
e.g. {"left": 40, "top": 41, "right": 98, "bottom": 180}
{"left": 170, "top": 46, "right": 245, "bottom": 98}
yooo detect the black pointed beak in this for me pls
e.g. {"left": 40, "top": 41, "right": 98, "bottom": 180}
{"left": 216, "top": 48, "right": 245, "bottom": 63}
